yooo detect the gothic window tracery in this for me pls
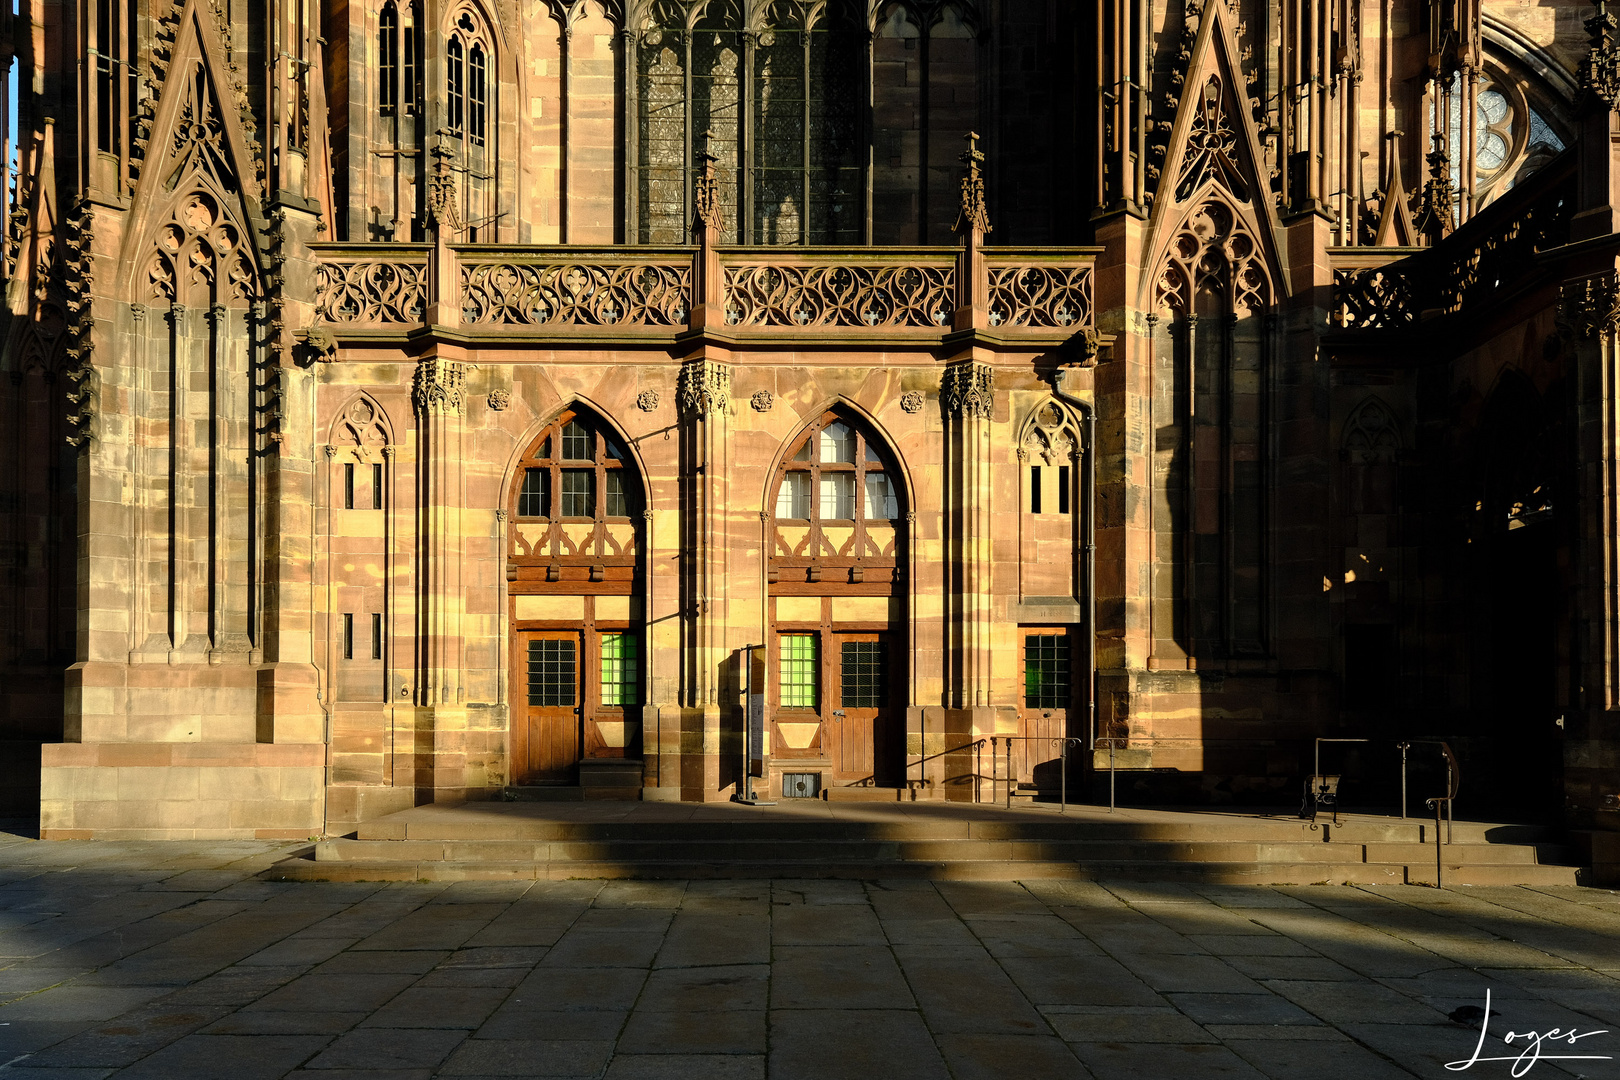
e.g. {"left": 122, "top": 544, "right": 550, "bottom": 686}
{"left": 442, "top": 6, "right": 497, "bottom": 237}
{"left": 633, "top": 0, "right": 863, "bottom": 245}
{"left": 1445, "top": 67, "right": 1567, "bottom": 210}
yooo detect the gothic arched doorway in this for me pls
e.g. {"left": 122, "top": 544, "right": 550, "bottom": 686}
{"left": 766, "top": 409, "right": 908, "bottom": 795}
{"left": 506, "top": 405, "right": 646, "bottom": 785}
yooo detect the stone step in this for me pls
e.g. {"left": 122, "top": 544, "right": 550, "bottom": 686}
{"left": 502, "top": 786, "right": 585, "bottom": 802}
{"left": 266, "top": 853, "right": 1589, "bottom": 886}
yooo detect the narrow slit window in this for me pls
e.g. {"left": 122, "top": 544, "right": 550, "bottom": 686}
{"left": 468, "top": 44, "right": 487, "bottom": 146}
{"left": 372, "top": 463, "right": 384, "bottom": 509}
{"left": 344, "top": 463, "right": 355, "bottom": 509}
{"left": 779, "top": 634, "right": 818, "bottom": 709}
{"left": 378, "top": 4, "right": 398, "bottom": 115}
{"left": 371, "top": 613, "right": 383, "bottom": 660}
{"left": 342, "top": 613, "right": 355, "bottom": 660}
{"left": 1030, "top": 466, "right": 1042, "bottom": 514}
{"left": 601, "top": 633, "right": 639, "bottom": 706}
{"left": 1058, "top": 465, "right": 1071, "bottom": 515}
{"left": 446, "top": 36, "right": 465, "bottom": 136}
{"left": 402, "top": 17, "right": 418, "bottom": 114}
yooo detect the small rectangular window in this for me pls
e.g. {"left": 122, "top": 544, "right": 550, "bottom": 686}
{"left": 1030, "top": 466, "right": 1042, "bottom": 514}
{"left": 373, "top": 463, "right": 384, "bottom": 510}
{"left": 1024, "top": 634, "right": 1071, "bottom": 709}
{"left": 371, "top": 613, "right": 383, "bottom": 660}
{"left": 605, "top": 471, "right": 628, "bottom": 517}
{"left": 519, "top": 468, "right": 548, "bottom": 517}
{"left": 819, "top": 473, "right": 855, "bottom": 519}
{"left": 600, "top": 633, "right": 639, "bottom": 706}
{"left": 344, "top": 463, "right": 355, "bottom": 510}
{"left": 402, "top": 23, "right": 417, "bottom": 114}
{"left": 1058, "top": 466, "right": 1071, "bottom": 515}
{"left": 561, "top": 470, "right": 594, "bottom": 517}
{"left": 780, "top": 634, "right": 818, "bottom": 709}
{"left": 378, "top": 6, "right": 398, "bottom": 116}
{"left": 342, "top": 613, "right": 355, "bottom": 660}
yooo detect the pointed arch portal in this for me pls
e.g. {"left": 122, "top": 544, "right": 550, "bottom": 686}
{"left": 506, "top": 404, "right": 647, "bottom": 784}
{"left": 765, "top": 408, "right": 909, "bottom": 792}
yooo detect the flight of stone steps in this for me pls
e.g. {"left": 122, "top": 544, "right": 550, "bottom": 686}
{"left": 264, "top": 802, "right": 1591, "bottom": 885}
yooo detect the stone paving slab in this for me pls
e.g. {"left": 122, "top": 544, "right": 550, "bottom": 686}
{"left": 0, "top": 827, "right": 1614, "bottom": 1078}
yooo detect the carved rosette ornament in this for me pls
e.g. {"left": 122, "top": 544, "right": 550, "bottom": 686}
{"left": 1559, "top": 274, "right": 1620, "bottom": 340}
{"left": 750, "top": 390, "right": 774, "bottom": 412}
{"left": 412, "top": 358, "right": 466, "bottom": 416}
{"left": 487, "top": 388, "right": 511, "bottom": 411}
{"left": 637, "top": 389, "right": 660, "bottom": 412}
{"left": 900, "top": 391, "right": 925, "bottom": 414}
{"left": 941, "top": 362, "right": 994, "bottom": 421}
{"left": 1583, "top": 0, "right": 1620, "bottom": 109}
{"left": 677, "top": 360, "right": 731, "bottom": 417}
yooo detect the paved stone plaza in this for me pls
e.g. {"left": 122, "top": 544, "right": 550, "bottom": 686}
{"left": 0, "top": 829, "right": 1616, "bottom": 1079}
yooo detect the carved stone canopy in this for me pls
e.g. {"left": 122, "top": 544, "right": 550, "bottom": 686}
{"left": 941, "top": 361, "right": 994, "bottom": 420}
{"left": 412, "top": 358, "right": 466, "bottom": 416}
{"left": 677, "top": 359, "right": 731, "bottom": 417}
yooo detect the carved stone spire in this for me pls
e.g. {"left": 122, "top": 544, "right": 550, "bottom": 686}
{"left": 1412, "top": 134, "right": 1456, "bottom": 243}
{"left": 955, "top": 131, "right": 991, "bottom": 237}
{"left": 693, "top": 130, "right": 724, "bottom": 237}
{"left": 426, "top": 136, "right": 464, "bottom": 235}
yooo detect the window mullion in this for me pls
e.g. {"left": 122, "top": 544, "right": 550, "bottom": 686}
{"left": 801, "top": 30, "right": 810, "bottom": 245}
{"left": 742, "top": 28, "right": 755, "bottom": 245}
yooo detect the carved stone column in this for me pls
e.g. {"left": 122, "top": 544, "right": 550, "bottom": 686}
{"left": 941, "top": 359, "right": 996, "bottom": 717}
{"left": 413, "top": 355, "right": 469, "bottom": 800}
{"left": 677, "top": 356, "right": 732, "bottom": 799}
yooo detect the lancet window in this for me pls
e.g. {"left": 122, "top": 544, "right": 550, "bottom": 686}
{"left": 447, "top": 10, "right": 491, "bottom": 146}
{"left": 378, "top": 2, "right": 421, "bottom": 119}
{"left": 633, "top": 0, "right": 863, "bottom": 245}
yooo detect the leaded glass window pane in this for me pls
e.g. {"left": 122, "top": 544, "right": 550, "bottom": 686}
{"left": 601, "top": 634, "right": 638, "bottom": 706}
{"left": 519, "top": 468, "right": 547, "bottom": 517}
{"left": 528, "top": 639, "right": 576, "bottom": 707}
{"left": 562, "top": 420, "right": 592, "bottom": 460}
{"left": 606, "top": 471, "right": 628, "bottom": 517}
{"left": 1024, "top": 635, "right": 1071, "bottom": 710}
{"left": 840, "top": 641, "right": 884, "bottom": 708}
{"left": 819, "top": 422, "right": 855, "bottom": 463}
{"left": 864, "top": 473, "right": 898, "bottom": 520}
{"left": 776, "top": 472, "right": 811, "bottom": 518}
{"left": 780, "top": 634, "right": 818, "bottom": 708}
{"left": 819, "top": 473, "right": 855, "bottom": 519}
{"left": 561, "top": 470, "right": 594, "bottom": 517}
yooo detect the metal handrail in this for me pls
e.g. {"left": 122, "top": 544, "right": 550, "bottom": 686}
{"left": 1399, "top": 739, "right": 1459, "bottom": 839}
{"left": 1094, "top": 736, "right": 1127, "bottom": 813}
{"left": 987, "top": 735, "right": 1087, "bottom": 813}
{"left": 906, "top": 738, "right": 989, "bottom": 804}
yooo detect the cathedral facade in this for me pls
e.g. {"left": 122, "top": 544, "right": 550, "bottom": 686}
{"left": 3, "top": 0, "right": 1617, "bottom": 841}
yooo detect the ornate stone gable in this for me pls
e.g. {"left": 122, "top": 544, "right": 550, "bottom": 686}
{"left": 1139, "top": 0, "right": 1285, "bottom": 315}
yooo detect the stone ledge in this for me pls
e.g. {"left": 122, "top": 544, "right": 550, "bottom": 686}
{"left": 42, "top": 742, "right": 325, "bottom": 767}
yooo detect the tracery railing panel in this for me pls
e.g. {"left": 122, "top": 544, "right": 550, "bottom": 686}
{"left": 460, "top": 252, "right": 693, "bottom": 326}
{"left": 313, "top": 248, "right": 429, "bottom": 324}
{"left": 984, "top": 252, "right": 1096, "bottom": 329}
{"left": 721, "top": 253, "right": 956, "bottom": 328}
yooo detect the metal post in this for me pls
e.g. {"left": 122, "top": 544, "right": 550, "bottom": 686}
{"left": 1005, "top": 737, "right": 1012, "bottom": 809}
{"left": 1399, "top": 741, "right": 1408, "bottom": 819}
{"left": 1060, "top": 739, "right": 1067, "bottom": 814}
{"left": 1432, "top": 799, "right": 1444, "bottom": 888}
{"left": 1444, "top": 755, "right": 1454, "bottom": 845}
{"left": 1108, "top": 738, "right": 1116, "bottom": 812}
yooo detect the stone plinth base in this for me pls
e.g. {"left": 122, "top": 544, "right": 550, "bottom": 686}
{"left": 325, "top": 785, "right": 419, "bottom": 838}
{"left": 580, "top": 758, "right": 644, "bottom": 800}
{"left": 40, "top": 742, "right": 325, "bottom": 839}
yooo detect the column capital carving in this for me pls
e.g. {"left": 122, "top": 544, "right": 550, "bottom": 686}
{"left": 941, "top": 361, "right": 995, "bottom": 420}
{"left": 677, "top": 358, "right": 731, "bottom": 418}
{"left": 412, "top": 358, "right": 467, "bottom": 417}
{"left": 1559, "top": 272, "right": 1620, "bottom": 340}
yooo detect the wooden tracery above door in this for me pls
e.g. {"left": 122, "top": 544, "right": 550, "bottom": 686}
{"left": 507, "top": 408, "right": 643, "bottom": 595}
{"left": 768, "top": 411, "right": 905, "bottom": 595}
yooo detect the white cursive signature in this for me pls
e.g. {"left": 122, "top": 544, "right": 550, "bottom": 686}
{"left": 1446, "top": 989, "right": 1613, "bottom": 1077}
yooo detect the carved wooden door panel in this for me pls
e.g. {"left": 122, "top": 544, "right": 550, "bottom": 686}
{"left": 515, "top": 631, "right": 582, "bottom": 784}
